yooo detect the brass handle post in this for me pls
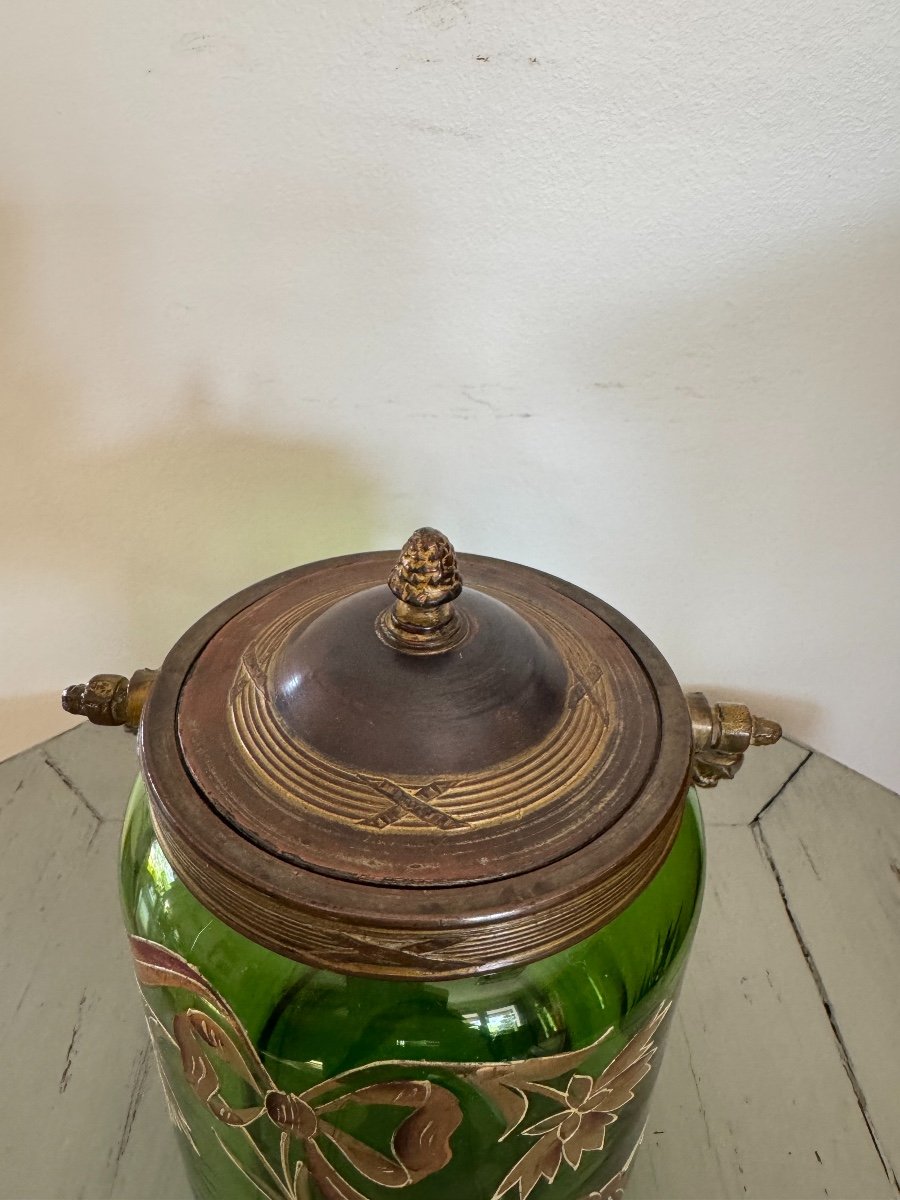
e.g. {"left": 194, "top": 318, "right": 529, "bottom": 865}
{"left": 62, "top": 668, "right": 158, "bottom": 733}
{"left": 686, "top": 691, "right": 782, "bottom": 788}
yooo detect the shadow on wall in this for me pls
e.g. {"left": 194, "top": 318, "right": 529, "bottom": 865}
{"left": 560, "top": 212, "right": 900, "bottom": 774}
{"left": 0, "top": 206, "right": 379, "bottom": 757}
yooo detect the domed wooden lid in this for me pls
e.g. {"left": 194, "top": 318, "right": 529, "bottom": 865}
{"left": 140, "top": 529, "right": 692, "bottom": 979}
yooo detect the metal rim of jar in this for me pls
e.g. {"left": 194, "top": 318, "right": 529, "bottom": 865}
{"left": 138, "top": 551, "right": 693, "bottom": 981}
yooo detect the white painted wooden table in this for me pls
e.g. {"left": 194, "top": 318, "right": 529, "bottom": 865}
{"left": 1, "top": 724, "right": 897, "bottom": 1200}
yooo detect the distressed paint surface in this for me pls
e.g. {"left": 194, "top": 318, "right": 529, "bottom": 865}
{"left": 697, "top": 736, "right": 810, "bottom": 828}
{"left": 630, "top": 825, "right": 894, "bottom": 1200}
{"left": 758, "top": 754, "right": 900, "bottom": 1190}
{"left": 0, "top": 723, "right": 897, "bottom": 1199}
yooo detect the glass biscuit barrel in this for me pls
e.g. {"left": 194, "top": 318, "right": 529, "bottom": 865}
{"left": 63, "top": 528, "right": 781, "bottom": 1200}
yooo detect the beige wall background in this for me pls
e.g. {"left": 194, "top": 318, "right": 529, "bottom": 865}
{"left": 1, "top": 2, "right": 898, "bottom": 787}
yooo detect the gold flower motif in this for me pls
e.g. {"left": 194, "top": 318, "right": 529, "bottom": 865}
{"left": 522, "top": 1072, "right": 618, "bottom": 1171}
{"left": 492, "top": 1005, "right": 669, "bottom": 1200}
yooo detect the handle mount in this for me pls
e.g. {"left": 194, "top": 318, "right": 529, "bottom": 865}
{"left": 686, "top": 691, "right": 782, "bottom": 787}
{"left": 62, "top": 668, "right": 157, "bottom": 733}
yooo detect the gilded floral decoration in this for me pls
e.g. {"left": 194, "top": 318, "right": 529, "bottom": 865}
{"left": 131, "top": 936, "right": 667, "bottom": 1200}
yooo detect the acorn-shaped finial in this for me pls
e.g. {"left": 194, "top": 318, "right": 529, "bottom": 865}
{"left": 378, "top": 528, "right": 468, "bottom": 654}
{"left": 389, "top": 527, "right": 462, "bottom": 609}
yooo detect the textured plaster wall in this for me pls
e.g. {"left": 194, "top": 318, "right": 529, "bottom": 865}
{"left": 1, "top": 2, "right": 899, "bottom": 786}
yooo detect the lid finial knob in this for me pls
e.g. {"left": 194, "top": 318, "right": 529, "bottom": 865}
{"left": 379, "top": 528, "right": 468, "bottom": 654}
{"left": 388, "top": 527, "right": 463, "bottom": 608}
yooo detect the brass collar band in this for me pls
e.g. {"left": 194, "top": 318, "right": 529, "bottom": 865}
{"left": 149, "top": 788, "right": 685, "bottom": 980}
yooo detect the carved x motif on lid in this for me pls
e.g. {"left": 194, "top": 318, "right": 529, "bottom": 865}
{"left": 357, "top": 775, "right": 470, "bottom": 831}
{"left": 568, "top": 663, "right": 608, "bottom": 716}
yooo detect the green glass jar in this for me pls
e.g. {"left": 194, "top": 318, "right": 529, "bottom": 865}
{"left": 121, "top": 776, "right": 703, "bottom": 1200}
{"left": 65, "top": 527, "right": 781, "bottom": 1200}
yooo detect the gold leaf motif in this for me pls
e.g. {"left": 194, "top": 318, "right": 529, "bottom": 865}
{"left": 265, "top": 1092, "right": 318, "bottom": 1139}
{"left": 305, "top": 1138, "right": 370, "bottom": 1200}
{"left": 131, "top": 936, "right": 268, "bottom": 1086}
{"left": 578, "top": 1127, "right": 645, "bottom": 1200}
{"left": 173, "top": 1010, "right": 266, "bottom": 1128}
{"left": 320, "top": 1125, "right": 412, "bottom": 1188}
{"left": 460, "top": 1025, "right": 614, "bottom": 1141}
{"left": 390, "top": 1084, "right": 463, "bottom": 1180}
